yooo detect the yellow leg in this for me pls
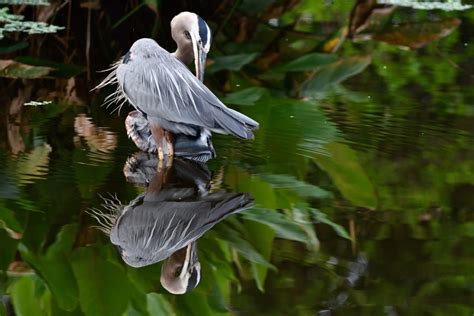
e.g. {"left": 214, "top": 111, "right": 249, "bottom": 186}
{"left": 158, "top": 146, "right": 164, "bottom": 161}
{"left": 151, "top": 125, "right": 166, "bottom": 160}
{"left": 165, "top": 131, "right": 174, "bottom": 157}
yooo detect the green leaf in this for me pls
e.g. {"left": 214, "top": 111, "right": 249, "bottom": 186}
{"left": 16, "top": 143, "right": 51, "bottom": 186}
{"left": 147, "top": 293, "right": 175, "bottom": 316}
{"left": 0, "top": 204, "right": 23, "bottom": 233}
{"left": 272, "top": 53, "right": 337, "bottom": 72}
{"left": 242, "top": 208, "right": 309, "bottom": 244}
{"left": 9, "top": 277, "right": 44, "bottom": 316}
{"left": 0, "top": 59, "right": 52, "bottom": 79}
{"left": 217, "top": 226, "right": 276, "bottom": 270}
{"left": 70, "top": 247, "right": 132, "bottom": 316}
{"left": 18, "top": 224, "right": 79, "bottom": 311}
{"left": 222, "top": 87, "right": 267, "bottom": 106}
{"left": 0, "top": 7, "right": 63, "bottom": 40}
{"left": 207, "top": 53, "right": 258, "bottom": 73}
{"left": 302, "top": 55, "right": 371, "bottom": 95}
{"left": 0, "top": 229, "right": 18, "bottom": 271}
{"left": 244, "top": 221, "right": 275, "bottom": 292}
{"left": 310, "top": 208, "right": 350, "bottom": 240}
{"left": 0, "top": 40, "right": 28, "bottom": 54}
{"left": 177, "top": 291, "right": 220, "bottom": 316}
{"left": 0, "top": 299, "right": 6, "bottom": 316}
{"left": 313, "top": 142, "right": 377, "bottom": 209}
{"left": 46, "top": 224, "right": 78, "bottom": 258}
{"left": 260, "top": 174, "right": 332, "bottom": 199}
{"left": 0, "top": 0, "right": 50, "bottom": 5}
{"left": 461, "top": 223, "right": 474, "bottom": 238}
{"left": 15, "top": 56, "right": 84, "bottom": 78}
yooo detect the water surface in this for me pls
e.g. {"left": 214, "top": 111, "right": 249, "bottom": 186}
{"left": 0, "top": 1, "right": 473, "bottom": 315}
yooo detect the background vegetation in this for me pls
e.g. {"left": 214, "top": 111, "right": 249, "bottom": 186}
{"left": 0, "top": 0, "right": 473, "bottom": 315}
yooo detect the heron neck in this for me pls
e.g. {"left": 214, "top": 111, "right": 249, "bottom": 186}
{"left": 174, "top": 45, "right": 194, "bottom": 65}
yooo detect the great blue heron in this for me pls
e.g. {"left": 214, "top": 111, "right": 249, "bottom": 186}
{"left": 89, "top": 153, "right": 253, "bottom": 294}
{"left": 97, "top": 12, "right": 259, "bottom": 160}
{"left": 124, "top": 12, "right": 215, "bottom": 161}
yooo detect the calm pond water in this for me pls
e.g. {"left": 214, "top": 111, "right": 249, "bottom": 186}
{"left": 1, "top": 1, "right": 473, "bottom": 315}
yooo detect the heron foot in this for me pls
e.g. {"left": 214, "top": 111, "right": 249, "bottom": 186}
{"left": 165, "top": 131, "right": 174, "bottom": 157}
{"left": 158, "top": 146, "right": 164, "bottom": 161}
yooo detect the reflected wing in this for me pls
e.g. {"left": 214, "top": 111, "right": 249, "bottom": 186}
{"left": 110, "top": 193, "right": 252, "bottom": 267}
{"left": 116, "top": 51, "right": 258, "bottom": 139}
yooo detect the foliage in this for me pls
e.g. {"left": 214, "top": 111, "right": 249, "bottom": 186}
{"left": 0, "top": 0, "right": 473, "bottom": 315}
{"left": 378, "top": 0, "right": 472, "bottom": 11}
{"left": 0, "top": 7, "right": 63, "bottom": 40}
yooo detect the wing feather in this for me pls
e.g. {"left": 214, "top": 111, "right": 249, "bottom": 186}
{"left": 116, "top": 47, "right": 258, "bottom": 138}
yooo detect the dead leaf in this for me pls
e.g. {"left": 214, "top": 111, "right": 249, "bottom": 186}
{"left": 373, "top": 18, "right": 461, "bottom": 49}
{"left": 348, "top": 0, "right": 395, "bottom": 37}
{"left": 0, "top": 59, "right": 53, "bottom": 79}
{"left": 74, "top": 114, "right": 117, "bottom": 152}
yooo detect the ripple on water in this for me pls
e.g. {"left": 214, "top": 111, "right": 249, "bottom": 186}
{"left": 322, "top": 105, "right": 473, "bottom": 157}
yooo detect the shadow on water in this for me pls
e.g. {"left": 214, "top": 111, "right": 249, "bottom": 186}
{"left": 0, "top": 0, "right": 474, "bottom": 315}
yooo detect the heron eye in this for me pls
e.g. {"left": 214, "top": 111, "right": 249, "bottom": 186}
{"left": 184, "top": 31, "right": 191, "bottom": 40}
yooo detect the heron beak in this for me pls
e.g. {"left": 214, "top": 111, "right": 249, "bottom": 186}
{"left": 197, "top": 48, "right": 207, "bottom": 82}
{"left": 191, "top": 34, "right": 207, "bottom": 82}
{"left": 179, "top": 243, "right": 192, "bottom": 278}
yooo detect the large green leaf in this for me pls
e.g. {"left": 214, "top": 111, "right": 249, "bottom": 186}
{"left": 222, "top": 87, "right": 267, "bottom": 106}
{"left": 207, "top": 53, "right": 258, "bottom": 73}
{"left": 0, "top": 59, "right": 52, "bottom": 79}
{"left": 272, "top": 53, "right": 337, "bottom": 72}
{"left": 302, "top": 55, "right": 371, "bottom": 95}
{"left": 177, "top": 291, "right": 227, "bottom": 316}
{"left": 314, "top": 142, "right": 377, "bottom": 209}
{"left": 244, "top": 221, "right": 275, "bottom": 292}
{"left": 260, "top": 174, "right": 332, "bottom": 199}
{"left": 147, "top": 293, "right": 175, "bottom": 316}
{"left": 15, "top": 56, "right": 84, "bottom": 78}
{"left": 217, "top": 225, "right": 276, "bottom": 270}
{"left": 242, "top": 208, "right": 309, "bottom": 244}
{"left": 19, "top": 224, "right": 79, "bottom": 311}
{"left": 9, "top": 277, "right": 44, "bottom": 316}
{"left": 70, "top": 247, "right": 132, "bottom": 316}
{"left": 310, "top": 208, "right": 350, "bottom": 240}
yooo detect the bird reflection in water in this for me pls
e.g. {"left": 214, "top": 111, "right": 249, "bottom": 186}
{"left": 89, "top": 153, "right": 253, "bottom": 294}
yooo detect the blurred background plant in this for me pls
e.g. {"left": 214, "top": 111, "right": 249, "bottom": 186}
{"left": 0, "top": 0, "right": 473, "bottom": 315}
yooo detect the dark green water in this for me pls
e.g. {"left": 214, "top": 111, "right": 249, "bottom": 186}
{"left": 1, "top": 1, "right": 473, "bottom": 315}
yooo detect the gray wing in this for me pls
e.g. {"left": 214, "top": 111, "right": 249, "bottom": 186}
{"left": 110, "top": 193, "right": 252, "bottom": 267}
{"left": 116, "top": 51, "right": 258, "bottom": 139}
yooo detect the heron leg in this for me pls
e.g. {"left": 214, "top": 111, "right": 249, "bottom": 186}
{"left": 165, "top": 131, "right": 174, "bottom": 157}
{"left": 150, "top": 125, "right": 166, "bottom": 160}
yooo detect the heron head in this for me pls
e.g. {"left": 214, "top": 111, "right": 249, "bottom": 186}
{"left": 160, "top": 242, "right": 201, "bottom": 294}
{"left": 171, "top": 12, "right": 212, "bottom": 81}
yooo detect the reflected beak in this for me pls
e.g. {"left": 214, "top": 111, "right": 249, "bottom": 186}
{"left": 191, "top": 34, "right": 207, "bottom": 82}
{"left": 160, "top": 243, "right": 201, "bottom": 294}
{"left": 179, "top": 242, "right": 198, "bottom": 279}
